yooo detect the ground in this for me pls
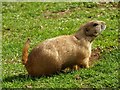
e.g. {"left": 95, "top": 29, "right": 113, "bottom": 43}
{"left": 2, "top": 2, "right": 119, "bottom": 88}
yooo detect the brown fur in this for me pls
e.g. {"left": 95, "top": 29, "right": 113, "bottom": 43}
{"left": 22, "top": 20, "right": 106, "bottom": 76}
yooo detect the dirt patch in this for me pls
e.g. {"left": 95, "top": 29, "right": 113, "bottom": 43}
{"left": 43, "top": 7, "right": 80, "bottom": 19}
{"left": 43, "top": 9, "right": 70, "bottom": 19}
{"left": 89, "top": 47, "right": 102, "bottom": 66}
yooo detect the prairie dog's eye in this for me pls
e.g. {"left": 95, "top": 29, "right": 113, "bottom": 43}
{"left": 93, "top": 23, "right": 98, "bottom": 27}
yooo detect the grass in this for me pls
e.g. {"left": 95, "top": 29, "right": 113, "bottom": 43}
{"left": 2, "top": 2, "right": 119, "bottom": 88}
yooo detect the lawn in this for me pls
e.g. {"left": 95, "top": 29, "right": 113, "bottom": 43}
{"left": 2, "top": 2, "right": 119, "bottom": 88}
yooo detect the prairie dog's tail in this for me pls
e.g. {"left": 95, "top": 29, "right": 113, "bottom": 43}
{"left": 22, "top": 38, "right": 30, "bottom": 65}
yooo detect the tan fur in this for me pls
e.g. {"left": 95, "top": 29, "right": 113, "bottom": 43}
{"left": 22, "top": 38, "right": 30, "bottom": 65}
{"left": 22, "top": 20, "right": 106, "bottom": 76}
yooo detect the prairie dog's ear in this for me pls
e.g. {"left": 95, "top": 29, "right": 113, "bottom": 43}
{"left": 84, "top": 27, "right": 90, "bottom": 36}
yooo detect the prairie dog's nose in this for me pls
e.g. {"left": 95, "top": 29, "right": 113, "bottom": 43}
{"left": 99, "top": 21, "right": 106, "bottom": 30}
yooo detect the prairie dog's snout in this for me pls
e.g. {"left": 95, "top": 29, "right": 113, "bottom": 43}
{"left": 100, "top": 21, "right": 106, "bottom": 31}
{"left": 84, "top": 21, "right": 106, "bottom": 37}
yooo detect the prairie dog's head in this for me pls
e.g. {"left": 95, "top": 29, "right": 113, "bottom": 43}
{"left": 83, "top": 20, "right": 106, "bottom": 37}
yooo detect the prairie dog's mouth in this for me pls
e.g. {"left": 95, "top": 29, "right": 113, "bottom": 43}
{"left": 93, "top": 33, "right": 99, "bottom": 37}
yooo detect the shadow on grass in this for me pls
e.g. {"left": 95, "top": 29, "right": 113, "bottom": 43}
{"left": 3, "top": 71, "right": 72, "bottom": 82}
{"left": 3, "top": 74, "right": 31, "bottom": 82}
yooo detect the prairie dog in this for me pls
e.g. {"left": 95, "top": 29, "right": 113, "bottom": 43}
{"left": 22, "top": 20, "right": 106, "bottom": 76}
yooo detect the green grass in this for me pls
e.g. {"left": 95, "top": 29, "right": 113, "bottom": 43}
{"left": 2, "top": 2, "right": 119, "bottom": 88}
